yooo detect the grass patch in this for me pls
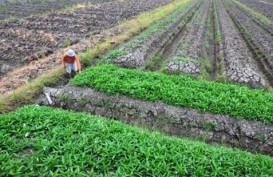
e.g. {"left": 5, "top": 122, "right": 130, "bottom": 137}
{"left": 0, "top": 67, "right": 64, "bottom": 113}
{"left": 145, "top": 54, "right": 162, "bottom": 71}
{"left": 1, "top": 105, "right": 273, "bottom": 176}
{"left": 71, "top": 64, "right": 273, "bottom": 124}
{"left": 0, "top": 0, "right": 190, "bottom": 113}
{"left": 215, "top": 31, "right": 222, "bottom": 44}
{"left": 107, "top": 50, "right": 128, "bottom": 60}
{"left": 173, "top": 53, "right": 197, "bottom": 64}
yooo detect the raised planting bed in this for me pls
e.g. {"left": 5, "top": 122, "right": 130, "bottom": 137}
{"left": 223, "top": 0, "right": 273, "bottom": 86}
{"left": 70, "top": 64, "right": 273, "bottom": 124}
{"left": 215, "top": 0, "right": 268, "bottom": 87}
{"left": 110, "top": 0, "right": 199, "bottom": 69}
{"left": 165, "top": 0, "right": 210, "bottom": 77}
{"left": 1, "top": 105, "right": 273, "bottom": 176}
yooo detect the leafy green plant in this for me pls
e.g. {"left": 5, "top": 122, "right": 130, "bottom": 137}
{"left": 171, "top": 53, "right": 196, "bottom": 64}
{"left": 77, "top": 99, "right": 89, "bottom": 107}
{"left": 215, "top": 32, "right": 222, "bottom": 44}
{"left": 145, "top": 54, "right": 162, "bottom": 71}
{"left": 64, "top": 39, "right": 71, "bottom": 47}
{"left": 71, "top": 64, "right": 273, "bottom": 124}
{"left": 79, "top": 49, "right": 96, "bottom": 67}
{"left": 107, "top": 50, "right": 128, "bottom": 60}
{"left": 1, "top": 105, "right": 273, "bottom": 176}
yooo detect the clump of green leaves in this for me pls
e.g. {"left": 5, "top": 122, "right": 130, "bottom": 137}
{"left": 71, "top": 64, "right": 273, "bottom": 124}
{"left": 107, "top": 50, "right": 128, "bottom": 60}
{"left": 79, "top": 49, "right": 96, "bottom": 67}
{"left": 172, "top": 53, "right": 196, "bottom": 64}
{"left": 1, "top": 105, "right": 273, "bottom": 176}
{"left": 215, "top": 32, "right": 222, "bottom": 44}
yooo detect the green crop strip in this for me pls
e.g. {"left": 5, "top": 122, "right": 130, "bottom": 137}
{"left": 71, "top": 64, "right": 273, "bottom": 124}
{"left": 1, "top": 105, "right": 273, "bottom": 176}
{"left": 107, "top": 50, "right": 128, "bottom": 60}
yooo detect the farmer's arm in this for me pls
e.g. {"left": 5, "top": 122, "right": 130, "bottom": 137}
{"left": 62, "top": 56, "right": 66, "bottom": 68}
{"left": 75, "top": 56, "right": 81, "bottom": 71}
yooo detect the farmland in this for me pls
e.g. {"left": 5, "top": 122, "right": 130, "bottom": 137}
{"left": 0, "top": 0, "right": 113, "bottom": 20}
{"left": 1, "top": 0, "right": 273, "bottom": 175}
{"left": 0, "top": 0, "right": 174, "bottom": 79}
{"left": 111, "top": 0, "right": 273, "bottom": 87}
{"left": 1, "top": 105, "right": 273, "bottom": 176}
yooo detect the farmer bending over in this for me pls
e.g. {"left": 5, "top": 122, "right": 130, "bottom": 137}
{"left": 63, "top": 49, "right": 81, "bottom": 78}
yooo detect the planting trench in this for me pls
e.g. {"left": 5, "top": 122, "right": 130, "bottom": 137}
{"left": 37, "top": 85, "right": 273, "bottom": 156}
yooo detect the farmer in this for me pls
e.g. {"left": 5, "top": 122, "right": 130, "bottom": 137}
{"left": 62, "top": 49, "right": 81, "bottom": 78}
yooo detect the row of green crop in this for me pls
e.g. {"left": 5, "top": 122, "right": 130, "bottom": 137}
{"left": 71, "top": 64, "right": 273, "bottom": 124}
{"left": 1, "top": 105, "right": 272, "bottom": 176}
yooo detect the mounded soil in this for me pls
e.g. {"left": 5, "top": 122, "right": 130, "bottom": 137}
{"left": 37, "top": 85, "right": 273, "bottom": 156}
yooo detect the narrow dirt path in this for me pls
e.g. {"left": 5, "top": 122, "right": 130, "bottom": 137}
{"left": 207, "top": 0, "right": 217, "bottom": 80}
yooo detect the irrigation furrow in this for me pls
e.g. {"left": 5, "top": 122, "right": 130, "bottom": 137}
{"left": 164, "top": 0, "right": 210, "bottom": 77}
{"left": 223, "top": 1, "right": 273, "bottom": 86}
{"left": 215, "top": 0, "right": 268, "bottom": 87}
{"left": 205, "top": 0, "right": 216, "bottom": 80}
